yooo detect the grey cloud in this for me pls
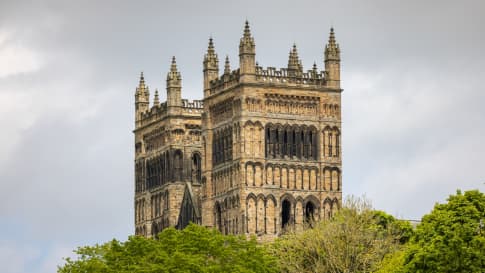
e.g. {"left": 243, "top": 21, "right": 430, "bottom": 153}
{"left": 0, "top": 0, "right": 485, "bottom": 272}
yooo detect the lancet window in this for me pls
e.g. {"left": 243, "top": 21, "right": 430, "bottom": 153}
{"left": 212, "top": 126, "right": 233, "bottom": 166}
{"left": 265, "top": 124, "right": 317, "bottom": 160}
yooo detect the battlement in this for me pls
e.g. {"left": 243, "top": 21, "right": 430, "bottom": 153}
{"left": 139, "top": 99, "right": 203, "bottom": 127}
{"left": 255, "top": 66, "right": 326, "bottom": 86}
{"left": 207, "top": 64, "right": 327, "bottom": 96}
{"left": 182, "top": 99, "right": 204, "bottom": 109}
{"left": 182, "top": 99, "right": 204, "bottom": 115}
{"left": 209, "top": 69, "right": 240, "bottom": 95}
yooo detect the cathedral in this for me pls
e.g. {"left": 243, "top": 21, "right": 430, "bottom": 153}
{"left": 133, "top": 22, "right": 342, "bottom": 240}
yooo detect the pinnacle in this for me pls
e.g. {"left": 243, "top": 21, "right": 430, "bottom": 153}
{"left": 153, "top": 89, "right": 160, "bottom": 105}
{"left": 244, "top": 20, "right": 251, "bottom": 38}
{"left": 167, "top": 56, "right": 181, "bottom": 82}
{"left": 170, "top": 56, "right": 178, "bottom": 72}
{"left": 137, "top": 71, "right": 146, "bottom": 92}
{"left": 206, "top": 37, "right": 216, "bottom": 56}
{"left": 224, "top": 55, "right": 231, "bottom": 74}
{"left": 288, "top": 44, "right": 301, "bottom": 71}
{"left": 325, "top": 26, "right": 340, "bottom": 61}
{"left": 328, "top": 27, "right": 337, "bottom": 47}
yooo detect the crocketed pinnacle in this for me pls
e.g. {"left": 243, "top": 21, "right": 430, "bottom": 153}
{"left": 288, "top": 43, "right": 303, "bottom": 72}
{"left": 243, "top": 20, "right": 251, "bottom": 39}
{"left": 206, "top": 37, "right": 217, "bottom": 58}
{"left": 325, "top": 27, "right": 340, "bottom": 61}
{"left": 204, "top": 37, "right": 218, "bottom": 70}
{"left": 153, "top": 89, "right": 160, "bottom": 105}
{"left": 239, "top": 20, "right": 255, "bottom": 54}
{"left": 167, "top": 56, "right": 181, "bottom": 82}
{"left": 136, "top": 71, "right": 149, "bottom": 97}
{"left": 138, "top": 71, "right": 145, "bottom": 88}
{"left": 224, "top": 55, "right": 231, "bottom": 74}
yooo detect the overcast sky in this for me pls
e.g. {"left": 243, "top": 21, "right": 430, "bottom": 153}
{"left": 1, "top": 0, "right": 484, "bottom": 272}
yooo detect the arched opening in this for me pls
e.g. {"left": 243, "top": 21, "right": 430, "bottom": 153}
{"left": 192, "top": 153, "right": 201, "bottom": 183}
{"left": 173, "top": 150, "right": 183, "bottom": 181}
{"left": 215, "top": 202, "right": 222, "bottom": 233}
{"left": 281, "top": 199, "right": 292, "bottom": 228}
{"left": 305, "top": 202, "right": 315, "bottom": 224}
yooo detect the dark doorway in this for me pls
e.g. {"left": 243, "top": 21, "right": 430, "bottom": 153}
{"left": 305, "top": 202, "right": 315, "bottom": 223}
{"left": 281, "top": 200, "right": 291, "bottom": 228}
{"left": 215, "top": 203, "right": 222, "bottom": 233}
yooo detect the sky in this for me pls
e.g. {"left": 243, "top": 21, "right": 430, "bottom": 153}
{"left": 0, "top": 0, "right": 484, "bottom": 272}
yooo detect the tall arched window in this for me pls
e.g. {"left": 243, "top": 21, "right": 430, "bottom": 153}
{"left": 192, "top": 153, "right": 202, "bottom": 183}
{"left": 173, "top": 150, "right": 183, "bottom": 181}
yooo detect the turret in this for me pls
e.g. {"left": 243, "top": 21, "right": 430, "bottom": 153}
{"left": 167, "top": 56, "right": 182, "bottom": 110}
{"left": 135, "top": 72, "right": 150, "bottom": 128}
{"left": 224, "top": 55, "right": 231, "bottom": 75}
{"left": 153, "top": 89, "right": 160, "bottom": 106}
{"left": 239, "top": 20, "right": 256, "bottom": 82}
{"left": 287, "top": 43, "right": 303, "bottom": 77}
{"left": 203, "top": 38, "right": 219, "bottom": 97}
{"left": 324, "top": 27, "right": 341, "bottom": 88}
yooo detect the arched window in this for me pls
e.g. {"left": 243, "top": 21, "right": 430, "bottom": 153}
{"left": 192, "top": 153, "right": 202, "bottom": 183}
{"left": 173, "top": 150, "right": 183, "bottom": 181}
{"left": 305, "top": 202, "right": 315, "bottom": 224}
{"left": 281, "top": 200, "right": 292, "bottom": 228}
{"left": 215, "top": 202, "right": 223, "bottom": 232}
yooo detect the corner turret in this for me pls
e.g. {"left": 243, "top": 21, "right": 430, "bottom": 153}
{"left": 324, "top": 27, "right": 341, "bottom": 88}
{"left": 239, "top": 21, "right": 256, "bottom": 82}
{"left": 203, "top": 38, "right": 219, "bottom": 97}
{"left": 135, "top": 72, "right": 150, "bottom": 128}
{"left": 167, "top": 57, "right": 182, "bottom": 109}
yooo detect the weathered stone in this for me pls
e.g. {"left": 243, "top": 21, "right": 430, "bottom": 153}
{"left": 133, "top": 22, "right": 342, "bottom": 241}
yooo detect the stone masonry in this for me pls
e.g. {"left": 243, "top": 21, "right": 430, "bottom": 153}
{"left": 134, "top": 22, "right": 342, "bottom": 241}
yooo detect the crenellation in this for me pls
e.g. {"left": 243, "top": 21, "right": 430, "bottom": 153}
{"left": 134, "top": 22, "right": 343, "bottom": 240}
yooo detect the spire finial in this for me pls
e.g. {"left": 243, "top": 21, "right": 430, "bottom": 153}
{"left": 138, "top": 71, "right": 145, "bottom": 87}
{"left": 239, "top": 20, "right": 255, "bottom": 52}
{"left": 153, "top": 89, "right": 160, "bottom": 105}
{"left": 224, "top": 55, "right": 231, "bottom": 74}
{"left": 288, "top": 44, "right": 302, "bottom": 72}
{"left": 206, "top": 37, "right": 216, "bottom": 57}
{"left": 244, "top": 20, "right": 251, "bottom": 37}
{"left": 167, "top": 56, "right": 181, "bottom": 82}
{"left": 325, "top": 27, "right": 340, "bottom": 61}
{"left": 170, "top": 56, "right": 177, "bottom": 72}
{"left": 203, "top": 37, "right": 219, "bottom": 71}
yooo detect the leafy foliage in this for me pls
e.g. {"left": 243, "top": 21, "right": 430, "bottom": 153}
{"left": 58, "top": 223, "right": 278, "bottom": 273}
{"left": 403, "top": 190, "right": 485, "bottom": 273}
{"left": 271, "top": 196, "right": 409, "bottom": 273}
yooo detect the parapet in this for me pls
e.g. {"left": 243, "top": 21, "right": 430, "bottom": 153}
{"left": 255, "top": 65, "right": 326, "bottom": 86}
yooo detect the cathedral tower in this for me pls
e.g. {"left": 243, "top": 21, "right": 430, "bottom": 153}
{"left": 134, "top": 23, "right": 343, "bottom": 240}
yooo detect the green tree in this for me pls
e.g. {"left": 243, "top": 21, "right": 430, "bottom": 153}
{"left": 271, "top": 196, "right": 409, "bottom": 273}
{"left": 403, "top": 190, "right": 485, "bottom": 273}
{"left": 58, "top": 223, "right": 278, "bottom": 273}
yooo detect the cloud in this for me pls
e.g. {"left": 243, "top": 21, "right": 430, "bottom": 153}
{"left": 0, "top": 242, "right": 74, "bottom": 273}
{"left": 0, "top": 31, "right": 42, "bottom": 78}
{"left": 343, "top": 64, "right": 485, "bottom": 219}
{"left": 0, "top": 0, "right": 484, "bottom": 272}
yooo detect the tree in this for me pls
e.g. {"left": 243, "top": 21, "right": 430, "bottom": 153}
{"left": 271, "top": 196, "right": 409, "bottom": 273}
{"left": 58, "top": 223, "right": 278, "bottom": 273}
{"left": 403, "top": 190, "right": 485, "bottom": 273}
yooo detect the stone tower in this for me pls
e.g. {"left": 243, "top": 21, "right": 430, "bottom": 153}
{"left": 134, "top": 22, "right": 342, "bottom": 240}
{"left": 133, "top": 58, "right": 204, "bottom": 237}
